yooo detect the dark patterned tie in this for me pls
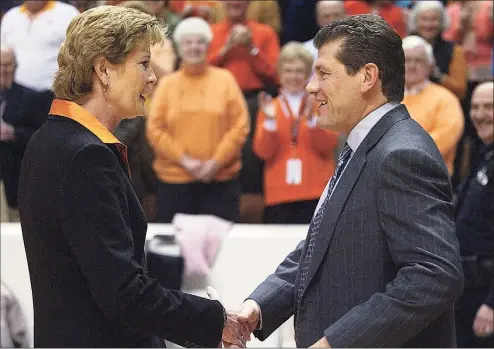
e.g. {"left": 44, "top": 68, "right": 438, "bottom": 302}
{"left": 297, "top": 143, "right": 353, "bottom": 303}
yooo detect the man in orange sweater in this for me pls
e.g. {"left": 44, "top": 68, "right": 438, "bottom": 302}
{"left": 402, "top": 35, "right": 464, "bottom": 176}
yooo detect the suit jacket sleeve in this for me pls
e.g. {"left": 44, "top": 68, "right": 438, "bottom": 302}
{"left": 248, "top": 239, "right": 306, "bottom": 340}
{"left": 323, "top": 147, "right": 464, "bottom": 348}
{"left": 57, "top": 143, "right": 224, "bottom": 348}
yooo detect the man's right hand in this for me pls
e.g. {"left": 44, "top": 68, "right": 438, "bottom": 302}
{"left": 237, "top": 299, "right": 261, "bottom": 335}
{"left": 180, "top": 155, "right": 202, "bottom": 179}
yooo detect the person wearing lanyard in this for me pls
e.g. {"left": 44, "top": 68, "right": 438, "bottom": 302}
{"left": 454, "top": 81, "right": 494, "bottom": 347}
{"left": 253, "top": 41, "right": 339, "bottom": 224}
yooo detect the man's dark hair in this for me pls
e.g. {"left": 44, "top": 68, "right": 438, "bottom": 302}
{"left": 314, "top": 14, "right": 405, "bottom": 102}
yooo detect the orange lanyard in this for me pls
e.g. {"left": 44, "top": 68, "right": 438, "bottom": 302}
{"left": 279, "top": 93, "right": 309, "bottom": 146}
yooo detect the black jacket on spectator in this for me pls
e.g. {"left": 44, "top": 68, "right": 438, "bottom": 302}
{"left": 455, "top": 144, "right": 494, "bottom": 306}
{"left": 0, "top": 82, "right": 48, "bottom": 207}
{"left": 18, "top": 103, "right": 224, "bottom": 347}
{"left": 277, "top": 0, "right": 319, "bottom": 44}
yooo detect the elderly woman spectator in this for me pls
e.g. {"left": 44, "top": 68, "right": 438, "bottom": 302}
{"left": 408, "top": 0, "right": 467, "bottom": 100}
{"left": 147, "top": 17, "right": 250, "bottom": 224}
{"left": 18, "top": 7, "right": 247, "bottom": 347}
{"left": 253, "top": 42, "right": 339, "bottom": 224}
{"left": 402, "top": 35, "right": 464, "bottom": 176}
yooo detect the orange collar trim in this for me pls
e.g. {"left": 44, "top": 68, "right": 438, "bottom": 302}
{"left": 49, "top": 99, "right": 122, "bottom": 145}
{"left": 20, "top": 1, "right": 56, "bottom": 15}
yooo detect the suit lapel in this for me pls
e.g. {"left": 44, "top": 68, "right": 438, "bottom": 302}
{"left": 302, "top": 148, "right": 367, "bottom": 293}
{"left": 300, "top": 105, "right": 410, "bottom": 296}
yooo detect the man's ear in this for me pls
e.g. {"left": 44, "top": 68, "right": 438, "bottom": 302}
{"left": 93, "top": 56, "right": 110, "bottom": 87}
{"left": 360, "top": 63, "right": 379, "bottom": 95}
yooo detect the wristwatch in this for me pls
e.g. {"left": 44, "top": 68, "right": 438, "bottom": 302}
{"left": 250, "top": 46, "right": 259, "bottom": 56}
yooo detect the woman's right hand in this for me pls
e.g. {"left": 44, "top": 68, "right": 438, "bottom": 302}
{"left": 258, "top": 91, "right": 275, "bottom": 120}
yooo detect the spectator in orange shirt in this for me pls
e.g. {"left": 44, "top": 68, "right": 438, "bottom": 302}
{"left": 254, "top": 42, "right": 339, "bottom": 224}
{"left": 345, "top": 0, "right": 407, "bottom": 38}
{"left": 408, "top": 0, "right": 467, "bottom": 100}
{"left": 402, "top": 35, "right": 464, "bottom": 176}
{"left": 147, "top": 17, "right": 250, "bottom": 223}
{"left": 208, "top": 0, "right": 280, "bottom": 95}
{"left": 208, "top": 0, "right": 280, "bottom": 196}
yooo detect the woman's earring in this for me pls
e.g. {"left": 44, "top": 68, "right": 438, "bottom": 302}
{"left": 103, "top": 79, "right": 110, "bottom": 92}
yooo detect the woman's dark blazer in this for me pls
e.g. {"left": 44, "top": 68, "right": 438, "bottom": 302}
{"left": 18, "top": 100, "right": 224, "bottom": 348}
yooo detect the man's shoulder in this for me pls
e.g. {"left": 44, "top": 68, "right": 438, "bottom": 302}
{"left": 11, "top": 82, "right": 37, "bottom": 98}
{"left": 374, "top": 107, "right": 440, "bottom": 153}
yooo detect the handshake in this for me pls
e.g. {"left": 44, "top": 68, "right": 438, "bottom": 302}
{"left": 180, "top": 155, "right": 218, "bottom": 183}
{"left": 207, "top": 287, "right": 261, "bottom": 348}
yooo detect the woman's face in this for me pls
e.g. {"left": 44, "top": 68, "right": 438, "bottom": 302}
{"left": 106, "top": 42, "right": 157, "bottom": 118}
{"left": 178, "top": 34, "right": 208, "bottom": 66}
{"left": 416, "top": 9, "right": 442, "bottom": 42}
{"left": 279, "top": 59, "right": 310, "bottom": 94}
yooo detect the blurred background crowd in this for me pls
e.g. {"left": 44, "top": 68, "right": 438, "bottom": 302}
{"left": 1, "top": 0, "right": 492, "bottom": 225}
{"left": 0, "top": 1, "right": 493, "bottom": 346}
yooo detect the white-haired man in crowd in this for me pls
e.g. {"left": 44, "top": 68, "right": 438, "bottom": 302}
{"left": 304, "top": 0, "right": 346, "bottom": 63}
{"left": 401, "top": 35, "right": 465, "bottom": 177}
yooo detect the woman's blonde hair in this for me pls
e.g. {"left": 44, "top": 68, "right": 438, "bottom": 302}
{"left": 53, "top": 5, "right": 167, "bottom": 101}
{"left": 277, "top": 41, "right": 314, "bottom": 76}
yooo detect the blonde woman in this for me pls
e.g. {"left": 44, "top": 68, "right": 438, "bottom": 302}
{"left": 18, "top": 7, "right": 247, "bottom": 348}
{"left": 253, "top": 42, "right": 339, "bottom": 224}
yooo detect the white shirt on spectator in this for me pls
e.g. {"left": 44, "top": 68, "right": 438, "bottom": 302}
{"left": 1, "top": 1, "right": 79, "bottom": 92}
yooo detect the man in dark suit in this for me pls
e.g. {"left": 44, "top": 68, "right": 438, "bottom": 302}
{"left": 0, "top": 46, "right": 47, "bottom": 221}
{"left": 232, "top": 15, "right": 464, "bottom": 348}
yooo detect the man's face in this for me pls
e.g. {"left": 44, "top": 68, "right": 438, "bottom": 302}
{"left": 471, "top": 83, "right": 494, "bottom": 145}
{"left": 223, "top": 1, "right": 249, "bottom": 21}
{"left": 0, "top": 50, "right": 15, "bottom": 91}
{"left": 404, "top": 45, "right": 431, "bottom": 87}
{"left": 316, "top": 1, "right": 346, "bottom": 28}
{"left": 306, "top": 40, "right": 365, "bottom": 135}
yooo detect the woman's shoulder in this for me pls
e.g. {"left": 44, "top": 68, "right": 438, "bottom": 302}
{"left": 29, "top": 116, "right": 112, "bottom": 157}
